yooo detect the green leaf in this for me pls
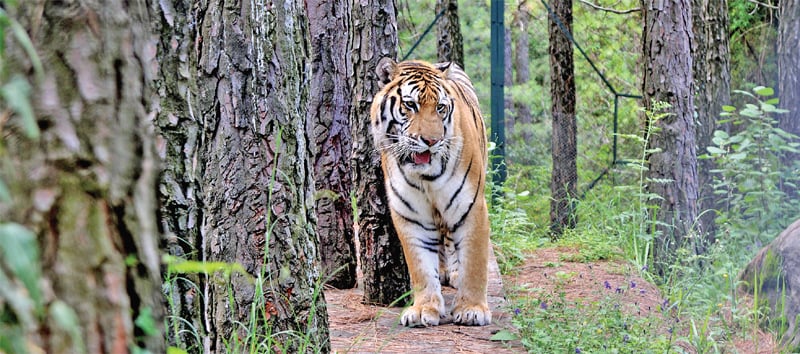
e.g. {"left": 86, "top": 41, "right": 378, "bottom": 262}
{"left": 729, "top": 152, "right": 746, "bottom": 160}
{"left": 135, "top": 307, "right": 158, "bottom": 337}
{"left": 0, "top": 178, "right": 10, "bottom": 202}
{"left": 490, "top": 329, "right": 519, "bottom": 341}
{"left": 721, "top": 105, "right": 736, "bottom": 112}
{"left": 6, "top": 12, "right": 43, "bottom": 80}
{"left": 167, "top": 348, "right": 189, "bottom": 354}
{"left": 765, "top": 98, "right": 780, "bottom": 105}
{"left": 0, "top": 223, "right": 41, "bottom": 305}
{"left": 50, "top": 301, "right": 85, "bottom": 353}
{"left": 753, "top": 86, "right": 774, "bottom": 96}
{"left": 706, "top": 146, "right": 725, "bottom": 154}
{"left": 0, "top": 76, "right": 39, "bottom": 139}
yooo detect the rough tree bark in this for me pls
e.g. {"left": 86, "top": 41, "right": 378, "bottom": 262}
{"left": 641, "top": 0, "right": 700, "bottom": 276}
{"left": 351, "top": 0, "right": 411, "bottom": 305}
{"left": 514, "top": 0, "right": 534, "bottom": 142}
{"left": 548, "top": 0, "right": 578, "bottom": 236}
{"left": 1, "top": 1, "right": 163, "bottom": 352}
{"left": 778, "top": 0, "right": 800, "bottom": 197}
{"left": 155, "top": 0, "right": 329, "bottom": 351}
{"left": 436, "top": 0, "right": 464, "bottom": 68}
{"left": 308, "top": 0, "right": 358, "bottom": 289}
{"left": 692, "top": 0, "right": 730, "bottom": 245}
{"left": 151, "top": 1, "right": 204, "bottom": 347}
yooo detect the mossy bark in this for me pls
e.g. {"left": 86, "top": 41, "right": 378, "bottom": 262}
{"left": 1, "top": 1, "right": 163, "bottom": 352}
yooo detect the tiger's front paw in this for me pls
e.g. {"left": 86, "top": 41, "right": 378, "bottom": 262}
{"left": 401, "top": 304, "right": 443, "bottom": 327}
{"left": 452, "top": 302, "right": 492, "bottom": 326}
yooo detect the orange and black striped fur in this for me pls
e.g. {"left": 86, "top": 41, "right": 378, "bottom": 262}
{"left": 370, "top": 58, "right": 491, "bottom": 327}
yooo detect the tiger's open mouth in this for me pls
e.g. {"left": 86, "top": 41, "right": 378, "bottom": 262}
{"left": 411, "top": 151, "right": 432, "bottom": 165}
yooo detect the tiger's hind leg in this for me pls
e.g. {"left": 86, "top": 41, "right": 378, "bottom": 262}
{"left": 449, "top": 203, "right": 492, "bottom": 326}
{"left": 438, "top": 233, "right": 460, "bottom": 287}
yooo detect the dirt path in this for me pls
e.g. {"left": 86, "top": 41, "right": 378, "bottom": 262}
{"left": 327, "top": 245, "right": 778, "bottom": 353}
{"left": 327, "top": 249, "right": 523, "bottom": 353}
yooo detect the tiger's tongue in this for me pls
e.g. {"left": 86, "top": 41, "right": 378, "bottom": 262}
{"left": 413, "top": 151, "right": 432, "bottom": 165}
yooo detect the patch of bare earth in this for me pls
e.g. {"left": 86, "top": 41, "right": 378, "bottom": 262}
{"left": 327, "top": 249, "right": 523, "bottom": 353}
{"left": 327, "top": 245, "right": 778, "bottom": 353}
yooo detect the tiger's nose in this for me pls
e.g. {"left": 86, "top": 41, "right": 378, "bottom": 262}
{"left": 421, "top": 137, "right": 440, "bottom": 146}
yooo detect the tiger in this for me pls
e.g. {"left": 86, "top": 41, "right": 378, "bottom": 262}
{"left": 370, "top": 58, "right": 492, "bottom": 327}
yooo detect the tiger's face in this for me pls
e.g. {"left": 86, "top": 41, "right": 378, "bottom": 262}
{"left": 372, "top": 61, "right": 461, "bottom": 172}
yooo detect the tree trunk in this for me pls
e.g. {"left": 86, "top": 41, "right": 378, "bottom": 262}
{"left": 505, "top": 27, "right": 515, "bottom": 138}
{"left": 308, "top": 0, "right": 358, "bottom": 289}
{"left": 641, "top": 0, "right": 700, "bottom": 276}
{"left": 692, "top": 0, "right": 731, "bottom": 245}
{"left": 778, "top": 0, "right": 800, "bottom": 197}
{"left": 514, "top": 0, "right": 534, "bottom": 142}
{"left": 548, "top": 0, "right": 578, "bottom": 236}
{"left": 155, "top": 0, "right": 329, "bottom": 351}
{"left": 350, "top": 0, "right": 411, "bottom": 305}
{"left": 1, "top": 1, "right": 164, "bottom": 352}
{"left": 436, "top": 0, "right": 464, "bottom": 69}
{"left": 151, "top": 0, "right": 204, "bottom": 348}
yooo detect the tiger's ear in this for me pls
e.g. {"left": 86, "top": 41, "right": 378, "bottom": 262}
{"left": 433, "top": 61, "right": 452, "bottom": 73}
{"left": 435, "top": 61, "right": 464, "bottom": 79}
{"left": 376, "top": 57, "right": 398, "bottom": 85}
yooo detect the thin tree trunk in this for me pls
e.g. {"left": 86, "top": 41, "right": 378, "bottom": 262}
{"left": 692, "top": 0, "right": 730, "bottom": 245}
{"left": 436, "top": 0, "right": 464, "bottom": 68}
{"left": 778, "top": 0, "right": 800, "bottom": 197}
{"left": 350, "top": 0, "right": 411, "bottom": 305}
{"left": 548, "top": 0, "right": 578, "bottom": 236}
{"left": 505, "top": 27, "right": 515, "bottom": 138}
{"left": 514, "top": 0, "right": 534, "bottom": 142}
{"left": 2, "top": 1, "right": 163, "bottom": 352}
{"left": 641, "top": 0, "right": 700, "bottom": 276}
{"left": 308, "top": 0, "right": 358, "bottom": 289}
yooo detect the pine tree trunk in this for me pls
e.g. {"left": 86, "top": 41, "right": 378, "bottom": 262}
{"left": 692, "top": 0, "right": 731, "bottom": 245}
{"left": 436, "top": 0, "right": 464, "bottom": 68}
{"left": 514, "top": 1, "right": 534, "bottom": 142}
{"left": 548, "top": 0, "right": 578, "bottom": 236}
{"left": 642, "top": 0, "right": 700, "bottom": 276}
{"left": 505, "top": 27, "right": 515, "bottom": 137}
{"left": 155, "top": 0, "right": 329, "bottom": 351}
{"left": 778, "top": 0, "right": 800, "bottom": 197}
{"left": 350, "top": 0, "right": 411, "bottom": 305}
{"left": 2, "top": 1, "right": 164, "bottom": 352}
{"left": 151, "top": 0, "right": 206, "bottom": 348}
{"left": 308, "top": 0, "right": 358, "bottom": 290}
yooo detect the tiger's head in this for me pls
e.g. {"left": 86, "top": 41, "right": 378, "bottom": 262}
{"left": 370, "top": 58, "right": 463, "bottom": 172}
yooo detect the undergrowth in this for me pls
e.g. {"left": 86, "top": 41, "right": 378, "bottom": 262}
{"left": 494, "top": 88, "right": 799, "bottom": 353}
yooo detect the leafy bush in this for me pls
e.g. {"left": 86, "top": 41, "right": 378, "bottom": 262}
{"left": 704, "top": 86, "right": 800, "bottom": 262}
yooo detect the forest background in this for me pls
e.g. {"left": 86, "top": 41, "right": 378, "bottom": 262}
{"left": 1, "top": 0, "right": 799, "bottom": 353}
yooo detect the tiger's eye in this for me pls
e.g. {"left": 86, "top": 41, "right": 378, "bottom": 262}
{"left": 403, "top": 101, "right": 416, "bottom": 111}
{"left": 436, "top": 103, "right": 448, "bottom": 114}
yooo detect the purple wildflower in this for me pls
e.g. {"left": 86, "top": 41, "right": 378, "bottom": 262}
{"left": 623, "top": 334, "right": 630, "bottom": 343}
{"left": 630, "top": 281, "right": 637, "bottom": 288}
{"left": 604, "top": 280, "right": 611, "bottom": 289}
{"left": 514, "top": 308, "right": 521, "bottom": 315}
{"left": 575, "top": 348, "right": 582, "bottom": 353}
{"left": 540, "top": 302, "right": 548, "bottom": 310}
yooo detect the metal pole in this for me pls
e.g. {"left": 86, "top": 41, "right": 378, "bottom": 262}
{"left": 490, "top": 0, "right": 506, "bottom": 196}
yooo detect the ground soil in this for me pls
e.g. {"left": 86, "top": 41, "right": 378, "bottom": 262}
{"left": 327, "top": 245, "right": 778, "bottom": 353}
